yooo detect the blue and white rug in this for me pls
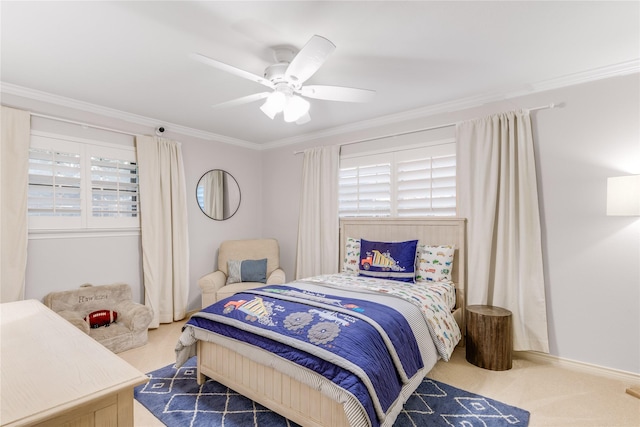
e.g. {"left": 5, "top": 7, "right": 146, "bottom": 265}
{"left": 135, "top": 357, "right": 530, "bottom": 427}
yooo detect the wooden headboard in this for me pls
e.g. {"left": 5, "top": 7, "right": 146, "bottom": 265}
{"left": 339, "top": 217, "right": 467, "bottom": 329}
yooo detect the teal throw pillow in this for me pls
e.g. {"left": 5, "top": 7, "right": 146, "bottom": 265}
{"left": 226, "top": 258, "right": 268, "bottom": 285}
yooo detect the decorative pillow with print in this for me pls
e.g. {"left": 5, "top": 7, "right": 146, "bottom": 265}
{"left": 342, "top": 237, "right": 361, "bottom": 275}
{"left": 358, "top": 239, "right": 418, "bottom": 283}
{"left": 416, "top": 245, "right": 455, "bottom": 282}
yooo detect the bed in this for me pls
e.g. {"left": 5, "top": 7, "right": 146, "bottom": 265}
{"left": 176, "top": 217, "right": 467, "bottom": 427}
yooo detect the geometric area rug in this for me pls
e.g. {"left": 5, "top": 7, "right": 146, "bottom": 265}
{"left": 135, "top": 357, "right": 530, "bottom": 427}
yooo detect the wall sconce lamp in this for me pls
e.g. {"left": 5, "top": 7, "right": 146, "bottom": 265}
{"left": 607, "top": 175, "right": 640, "bottom": 216}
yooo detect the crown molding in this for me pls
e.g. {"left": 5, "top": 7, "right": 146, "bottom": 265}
{"left": 3, "top": 58, "right": 638, "bottom": 151}
{"left": 0, "top": 82, "right": 262, "bottom": 150}
{"left": 262, "top": 59, "right": 640, "bottom": 149}
{"left": 522, "top": 58, "right": 640, "bottom": 94}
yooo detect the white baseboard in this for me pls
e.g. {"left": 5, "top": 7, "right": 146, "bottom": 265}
{"left": 515, "top": 351, "right": 640, "bottom": 384}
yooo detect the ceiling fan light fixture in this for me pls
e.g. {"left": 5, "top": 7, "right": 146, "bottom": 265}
{"left": 260, "top": 90, "right": 287, "bottom": 119}
{"left": 283, "top": 95, "right": 310, "bottom": 123}
{"left": 295, "top": 112, "right": 311, "bottom": 125}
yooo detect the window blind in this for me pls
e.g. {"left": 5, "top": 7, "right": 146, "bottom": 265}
{"left": 28, "top": 147, "right": 82, "bottom": 217}
{"left": 396, "top": 154, "right": 456, "bottom": 216}
{"left": 90, "top": 156, "right": 139, "bottom": 218}
{"left": 28, "top": 132, "right": 139, "bottom": 230}
{"left": 339, "top": 163, "right": 391, "bottom": 217}
{"left": 339, "top": 140, "right": 456, "bottom": 217}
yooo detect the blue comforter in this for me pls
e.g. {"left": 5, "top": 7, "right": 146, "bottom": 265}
{"left": 185, "top": 285, "right": 423, "bottom": 426}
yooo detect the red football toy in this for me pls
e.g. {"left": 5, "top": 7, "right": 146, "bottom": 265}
{"left": 84, "top": 310, "right": 118, "bottom": 328}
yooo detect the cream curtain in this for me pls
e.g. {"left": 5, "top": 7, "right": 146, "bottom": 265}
{"left": 295, "top": 145, "right": 340, "bottom": 279}
{"left": 204, "top": 169, "right": 224, "bottom": 219}
{"left": 456, "top": 110, "right": 550, "bottom": 352}
{"left": 1, "top": 106, "right": 30, "bottom": 303}
{"left": 136, "top": 136, "right": 189, "bottom": 328}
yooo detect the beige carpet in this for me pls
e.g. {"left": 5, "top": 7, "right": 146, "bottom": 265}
{"left": 119, "top": 320, "right": 640, "bottom": 426}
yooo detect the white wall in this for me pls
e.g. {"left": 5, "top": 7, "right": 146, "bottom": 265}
{"left": 181, "top": 132, "right": 263, "bottom": 312}
{"left": 262, "top": 74, "right": 640, "bottom": 374}
{"left": 532, "top": 75, "right": 639, "bottom": 374}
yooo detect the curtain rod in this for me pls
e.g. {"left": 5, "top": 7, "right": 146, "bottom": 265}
{"left": 293, "top": 102, "right": 557, "bottom": 155}
{"left": 29, "top": 111, "right": 140, "bottom": 137}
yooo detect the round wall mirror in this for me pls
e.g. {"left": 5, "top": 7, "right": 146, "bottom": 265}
{"left": 196, "top": 169, "right": 241, "bottom": 220}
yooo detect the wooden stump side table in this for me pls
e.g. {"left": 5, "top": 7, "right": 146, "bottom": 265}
{"left": 465, "top": 305, "right": 513, "bottom": 371}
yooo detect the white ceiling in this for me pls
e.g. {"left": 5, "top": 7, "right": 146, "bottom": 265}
{"left": 2, "top": 1, "right": 639, "bottom": 148}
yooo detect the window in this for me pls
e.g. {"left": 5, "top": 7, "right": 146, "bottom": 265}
{"left": 28, "top": 145, "right": 82, "bottom": 218}
{"left": 339, "top": 141, "right": 456, "bottom": 217}
{"left": 28, "top": 132, "right": 139, "bottom": 230}
{"left": 339, "top": 160, "right": 391, "bottom": 217}
{"left": 89, "top": 149, "right": 139, "bottom": 222}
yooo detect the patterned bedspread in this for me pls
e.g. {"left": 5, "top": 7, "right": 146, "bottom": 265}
{"left": 302, "top": 274, "right": 461, "bottom": 360}
{"left": 176, "top": 275, "right": 461, "bottom": 427}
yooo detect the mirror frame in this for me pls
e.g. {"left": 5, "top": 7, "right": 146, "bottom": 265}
{"left": 195, "top": 169, "right": 241, "bottom": 221}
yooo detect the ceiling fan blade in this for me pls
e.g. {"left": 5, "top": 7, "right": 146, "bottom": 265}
{"left": 285, "top": 35, "right": 336, "bottom": 85}
{"left": 211, "top": 92, "right": 270, "bottom": 109}
{"left": 190, "top": 53, "right": 274, "bottom": 89}
{"left": 299, "top": 85, "right": 376, "bottom": 103}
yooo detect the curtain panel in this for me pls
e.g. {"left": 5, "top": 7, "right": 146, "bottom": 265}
{"left": 295, "top": 145, "right": 340, "bottom": 279}
{"left": 136, "top": 136, "right": 189, "bottom": 328}
{"left": 456, "top": 110, "right": 550, "bottom": 352}
{"left": 0, "top": 106, "right": 30, "bottom": 303}
{"left": 204, "top": 169, "right": 224, "bottom": 219}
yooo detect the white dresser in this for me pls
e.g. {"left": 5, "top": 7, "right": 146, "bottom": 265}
{"left": 0, "top": 299, "right": 148, "bottom": 426}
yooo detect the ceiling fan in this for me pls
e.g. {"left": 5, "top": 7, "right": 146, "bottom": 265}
{"left": 190, "top": 35, "right": 375, "bottom": 125}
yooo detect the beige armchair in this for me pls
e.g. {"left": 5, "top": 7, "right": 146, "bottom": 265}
{"left": 198, "top": 238, "right": 286, "bottom": 308}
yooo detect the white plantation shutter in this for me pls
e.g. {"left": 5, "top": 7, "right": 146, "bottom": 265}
{"left": 28, "top": 136, "right": 83, "bottom": 229}
{"left": 28, "top": 147, "right": 82, "bottom": 217}
{"left": 339, "top": 154, "right": 391, "bottom": 217}
{"left": 396, "top": 145, "right": 456, "bottom": 216}
{"left": 339, "top": 141, "right": 456, "bottom": 217}
{"left": 90, "top": 156, "right": 138, "bottom": 217}
{"left": 28, "top": 132, "right": 139, "bottom": 230}
{"left": 88, "top": 144, "right": 139, "bottom": 228}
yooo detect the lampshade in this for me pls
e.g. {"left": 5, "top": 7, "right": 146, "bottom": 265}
{"left": 260, "top": 91, "right": 287, "bottom": 120}
{"left": 283, "top": 95, "right": 310, "bottom": 123}
{"left": 607, "top": 175, "right": 640, "bottom": 216}
{"left": 295, "top": 112, "right": 311, "bottom": 125}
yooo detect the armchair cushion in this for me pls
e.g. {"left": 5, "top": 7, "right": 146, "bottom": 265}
{"left": 56, "top": 309, "right": 91, "bottom": 334}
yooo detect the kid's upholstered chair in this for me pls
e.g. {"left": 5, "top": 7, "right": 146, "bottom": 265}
{"left": 198, "top": 238, "right": 286, "bottom": 308}
{"left": 43, "top": 283, "right": 153, "bottom": 353}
